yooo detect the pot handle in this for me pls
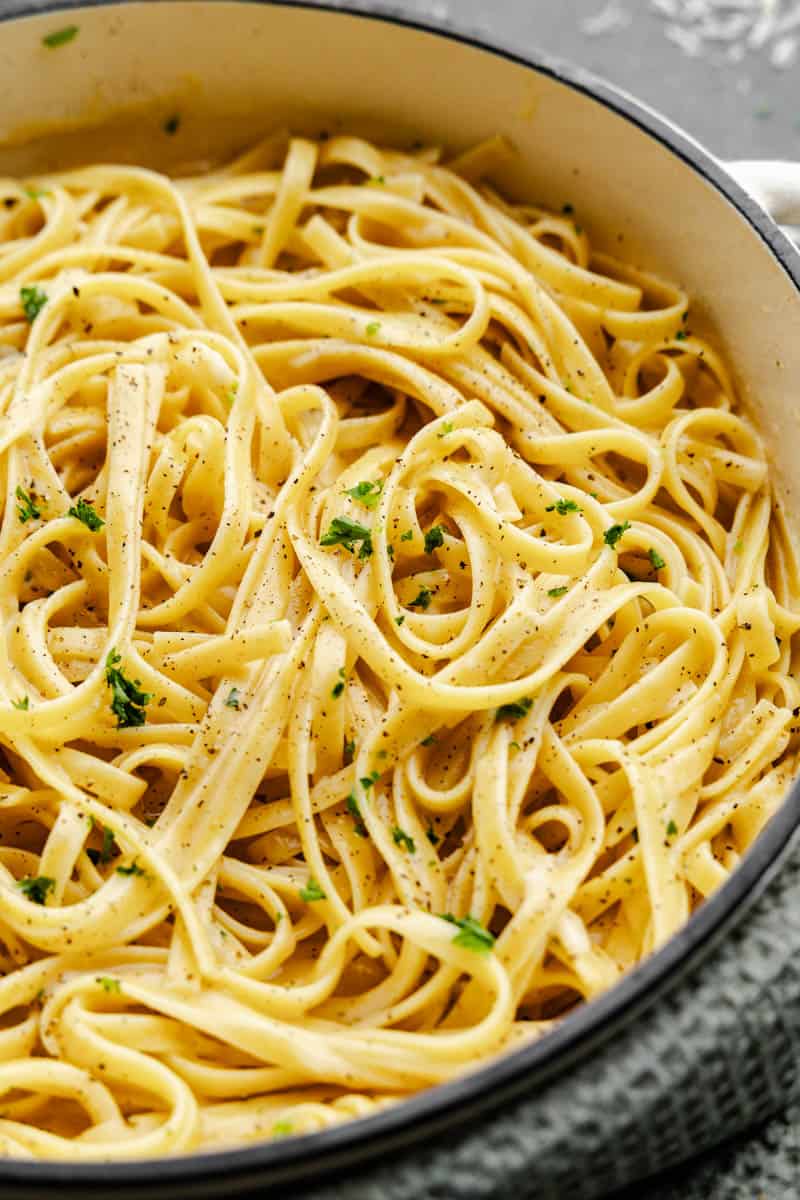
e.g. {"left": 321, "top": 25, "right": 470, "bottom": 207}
{"left": 725, "top": 160, "right": 800, "bottom": 238}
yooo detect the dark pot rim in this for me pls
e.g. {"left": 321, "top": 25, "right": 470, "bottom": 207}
{"left": 2, "top": 1, "right": 799, "bottom": 1192}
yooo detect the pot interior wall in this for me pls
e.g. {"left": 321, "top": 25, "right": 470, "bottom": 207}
{"left": 0, "top": 1, "right": 798, "bottom": 509}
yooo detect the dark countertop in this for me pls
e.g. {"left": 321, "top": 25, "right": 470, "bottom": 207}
{"left": 365, "top": 2, "right": 800, "bottom": 1197}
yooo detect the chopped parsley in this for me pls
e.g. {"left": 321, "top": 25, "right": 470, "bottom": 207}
{"left": 98, "top": 976, "right": 121, "bottom": 993}
{"left": 367, "top": 175, "right": 385, "bottom": 186}
{"left": 647, "top": 548, "right": 666, "bottom": 571}
{"left": 666, "top": 819, "right": 678, "bottom": 838}
{"left": 365, "top": 321, "right": 381, "bottom": 336}
{"left": 733, "top": 538, "right": 744, "bottom": 554}
{"left": 24, "top": 186, "right": 50, "bottom": 200}
{"left": 116, "top": 860, "right": 145, "bottom": 877}
{"left": 88, "top": 820, "right": 116, "bottom": 866}
{"left": 392, "top": 827, "right": 416, "bottom": 853}
{"left": 346, "top": 793, "right": 368, "bottom": 837}
{"left": 421, "top": 734, "right": 438, "bottom": 747}
{"left": 440, "top": 913, "right": 495, "bottom": 954}
{"left": 332, "top": 668, "right": 346, "bottom": 698}
{"left": 675, "top": 330, "right": 688, "bottom": 341}
{"left": 604, "top": 521, "right": 631, "bottom": 549}
{"left": 424, "top": 525, "right": 445, "bottom": 554}
{"left": 547, "top": 586, "right": 568, "bottom": 597}
{"left": 545, "top": 498, "right": 581, "bottom": 515}
{"left": 224, "top": 687, "right": 241, "bottom": 709}
{"left": 360, "top": 771, "right": 380, "bottom": 791}
{"left": 344, "top": 480, "right": 382, "bottom": 510}
{"left": 437, "top": 421, "right": 454, "bottom": 438}
{"left": 15, "top": 486, "right": 40, "bottom": 523}
{"left": 11, "top": 695, "right": 29, "bottom": 710}
{"left": 68, "top": 496, "right": 104, "bottom": 531}
{"left": 272, "top": 1121, "right": 293, "bottom": 1137}
{"left": 42, "top": 25, "right": 79, "bottom": 48}
{"left": 105, "top": 649, "right": 151, "bottom": 728}
{"left": 426, "top": 826, "right": 440, "bottom": 845}
{"left": 320, "top": 516, "right": 373, "bottom": 559}
{"left": 299, "top": 877, "right": 326, "bottom": 902}
{"left": 400, "top": 529, "right": 414, "bottom": 542}
{"left": 496, "top": 697, "right": 533, "bottom": 723}
{"left": 395, "top": 615, "right": 405, "bottom": 626}
{"left": 409, "top": 587, "right": 433, "bottom": 610}
{"left": 163, "top": 114, "right": 181, "bottom": 135}
{"left": 343, "top": 737, "right": 356, "bottom": 763}
{"left": 17, "top": 875, "right": 54, "bottom": 904}
{"left": 20, "top": 285, "right": 47, "bottom": 322}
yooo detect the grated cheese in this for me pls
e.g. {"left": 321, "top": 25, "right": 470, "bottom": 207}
{"left": 642, "top": 0, "right": 800, "bottom": 63}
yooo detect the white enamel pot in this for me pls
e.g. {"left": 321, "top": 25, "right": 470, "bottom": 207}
{"left": 1, "top": 5, "right": 800, "bottom": 1199}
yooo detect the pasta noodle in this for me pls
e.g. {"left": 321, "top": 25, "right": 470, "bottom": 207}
{"left": 0, "top": 130, "right": 797, "bottom": 1159}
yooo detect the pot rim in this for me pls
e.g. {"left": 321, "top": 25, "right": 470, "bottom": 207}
{"left": 1, "top": 0, "right": 799, "bottom": 1190}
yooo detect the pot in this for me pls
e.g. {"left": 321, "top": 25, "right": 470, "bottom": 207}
{"left": 1, "top": 4, "right": 800, "bottom": 1198}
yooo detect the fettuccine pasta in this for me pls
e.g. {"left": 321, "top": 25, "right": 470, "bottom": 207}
{"left": 0, "top": 130, "right": 796, "bottom": 1159}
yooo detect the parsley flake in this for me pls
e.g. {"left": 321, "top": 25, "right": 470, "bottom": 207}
{"left": 421, "top": 734, "right": 437, "bottom": 747}
{"left": 299, "top": 878, "right": 326, "bottom": 902}
{"left": 12, "top": 695, "right": 29, "bottom": 710}
{"left": 332, "top": 668, "right": 346, "bottom": 699}
{"left": 273, "top": 1121, "right": 293, "bottom": 1137}
{"left": 98, "top": 976, "right": 121, "bottom": 993}
{"left": 547, "top": 586, "right": 568, "bottom": 597}
{"left": 42, "top": 25, "right": 78, "bottom": 48}
{"left": 344, "top": 480, "right": 382, "bottom": 510}
{"left": 496, "top": 697, "right": 533, "bottom": 723}
{"left": 17, "top": 875, "right": 54, "bottom": 904}
{"left": 666, "top": 819, "right": 678, "bottom": 837}
{"left": 225, "top": 687, "right": 241, "bottom": 709}
{"left": 545, "top": 498, "right": 581, "bottom": 515}
{"left": 15, "top": 486, "right": 40, "bottom": 523}
{"left": 400, "top": 529, "right": 414, "bottom": 542}
{"left": 392, "top": 827, "right": 416, "bottom": 853}
{"left": 648, "top": 548, "right": 666, "bottom": 571}
{"left": 440, "top": 913, "right": 494, "bottom": 954}
{"left": 604, "top": 521, "right": 631, "bottom": 549}
{"left": 88, "top": 822, "right": 116, "bottom": 865}
{"left": 365, "top": 321, "right": 381, "bottom": 336}
{"left": 437, "top": 422, "right": 454, "bottom": 438}
{"left": 320, "top": 516, "right": 373, "bottom": 559}
{"left": 424, "top": 525, "right": 445, "bottom": 554}
{"left": 360, "top": 771, "right": 380, "bottom": 791}
{"left": 68, "top": 496, "right": 104, "bottom": 531}
{"left": 426, "top": 826, "right": 440, "bottom": 845}
{"left": 20, "top": 285, "right": 47, "bottom": 323}
{"left": 105, "top": 649, "right": 151, "bottom": 728}
{"left": 409, "top": 587, "right": 432, "bottom": 610}
{"left": 116, "top": 860, "right": 145, "bottom": 877}
{"left": 346, "top": 793, "right": 368, "bottom": 837}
